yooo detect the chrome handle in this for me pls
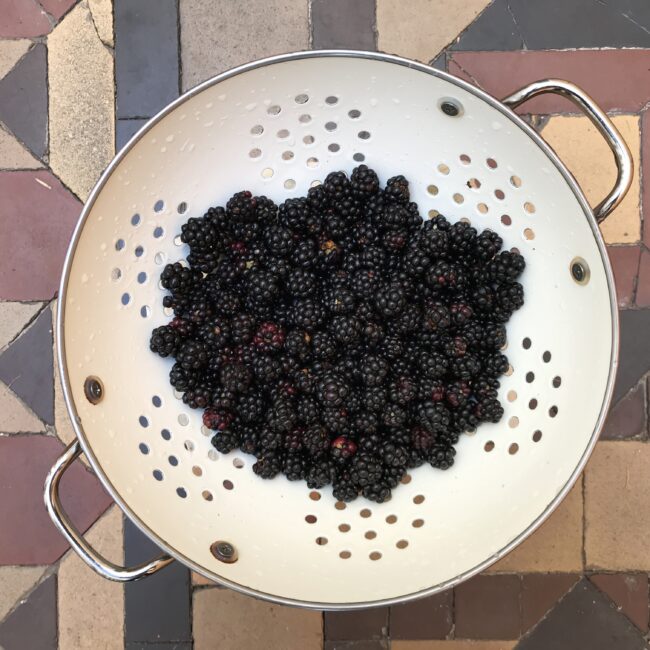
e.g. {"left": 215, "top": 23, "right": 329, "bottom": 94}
{"left": 44, "top": 440, "right": 174, "bottom": 582}
{"left": 502, "top": 79, "right": 633, "bottom": 223}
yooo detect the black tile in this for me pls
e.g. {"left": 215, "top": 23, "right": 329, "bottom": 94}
{"left": 614, "top": 309, "right": 650, "bottom": 404}
{"left": 124, "top": 518, "right": 191, "bottom": 644}
{"left": 390, "top": 591, "right": 453, "bottom": 639}
{"left": 115, "top": 0, "right": 179, "bottom": 118}
{"left": 126, "top": 644, "right": 192, "bottom": 650}
{"left": 116, "top": 118, "right": 149, "bottom": 150}
{"left": 311, "top": 0, "right": 376, "bottom": 50}
{"left": 324, "top": 608, "right": 388, "bottom": 640}
{"left": 452, "top": 0, "right": 524, "bottom": 51}
{"left": 517, "top": 578, "right": 648, "bottom": 650}
{"left": 324, "top": 641, "right": 389, "bottom": 650}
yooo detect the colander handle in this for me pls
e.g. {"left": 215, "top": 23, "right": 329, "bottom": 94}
{"left": 502, "top": 79, "right": 633, "bottom": 223}
{"left": 44, "top": 440, "right": 174, "bottom": 582}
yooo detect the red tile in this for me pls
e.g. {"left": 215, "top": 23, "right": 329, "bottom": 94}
{"left": 590, "top": 574, "right": 649, "bottom": 631}
{"left": 448, "top": 50, "right": 650, "bottom": 114}
{"left": 643, "top": 111, "right": 650, "bottom": 248}
{"left": 607, "top": 246, "right": 641, "bottom": 308}
{"left": 636, "top": 248, "right": 650, "bottom": 307}
{"left": 0, "top": 171, "right": 81, "bottom": 300}
{"left": 37, "top": 0, "right": 77, "bottom": 20}
{"left": 601, "top": 379, "right": 646, "bottom": 440}
{"left": 0, "top": 436, "right": 112, "bottom": 565}
{"left": 455, "top": 574, "right": 521, "bottom": 639}
{"left": 0, "top": 0, "right": 52, "bottom": 37}
{"left": 521, "top": 574, "right": 580, "bottom": 633}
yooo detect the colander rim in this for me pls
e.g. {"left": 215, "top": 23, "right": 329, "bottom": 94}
{"left": 56, "top": 49, "right": 619, "bottom": 609}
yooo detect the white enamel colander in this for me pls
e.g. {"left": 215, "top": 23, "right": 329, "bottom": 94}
{"left": 44, "top": 51, "right": 631, "bottom": 609}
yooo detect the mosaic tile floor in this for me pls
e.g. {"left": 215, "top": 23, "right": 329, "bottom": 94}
{"left": 1, "top": 1, "right": 650, "bottom": 648}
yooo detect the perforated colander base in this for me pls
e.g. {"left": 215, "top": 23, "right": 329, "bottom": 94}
{"left": 59, "top": 52, "right": 615, "bottom": 608}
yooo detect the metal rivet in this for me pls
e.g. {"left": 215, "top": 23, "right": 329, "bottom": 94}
{"left": 440, "top": 100, "right": 461, "bottom": 117}
{"left": 84, "top": 376, "right": 104, "bottom": 404}
{"left": 210, "top": 540, "right": 238, "bottom": 563}
{"left": 570, "top": 257, "right": 590, "bottom": 285}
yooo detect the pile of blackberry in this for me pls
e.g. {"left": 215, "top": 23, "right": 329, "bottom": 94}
{"left": 149, "top": 166, "right": 525, "bottom": 502}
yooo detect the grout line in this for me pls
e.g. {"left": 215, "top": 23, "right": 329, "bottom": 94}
{"left": 175, "top": 0, "right": 182, "bottom": 95}
{"left": 370, "top": 0, "right": 378, "bottom": 51}
{"left": 581, "top": 471, "right": 587, "bottom": 572}
{"left": 441, "top": 0, "right": 497, "bottom": 59}
{"left": 307, "top": 0, "right": 313, "bottom": 49}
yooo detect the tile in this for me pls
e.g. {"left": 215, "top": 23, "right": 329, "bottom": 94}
{"left": 0, "top": 574, "right": 57, "bottom": 649}
{"left": 126, "top": 644, "right": 193, "bottom": 650}
{"left": 116, "top": 118, "right": 148, "bottom": 150}
{"left": 0, "top": 124, "right": 42, "bottom": 169}
{"left": 88, "top": 0, "right": 113, "bottom": 46}
{"left": 0, "top": 171, "right": 81, "bottom": 300}
{"left": 601, "top": 380, "right": 646, "bottom": 440}
{"left": 585, "top": 441, "right": 650, "bottom": 570}
{"left": 324, "top": 607, "right": 388, "bottom": 640}
{"left": 180, "top": 0, "right": 309, "bottom": 91}
{"left": 390, "top": 591, "right": 453, "bottom": 639}
{"left": 0, "top": 42, "right": 47, "bottom": 158}
{"left": 325, "top": 642, "right": 389, "bottom": 650}
{"left": 391, "top": 640, "right": 517, "bottom": 650}
{"left": 0, "top": 38, "right": 31, "bottom": 78}
{"left": 191, "top": 571, "right": 213, "bottom": 586}
{"left": 377, "top": 0, "right": 489, "bottom": 63}
{"left": 590, "top": 573, "right": 649, "bottom": 631}
{"left": 0, "top": 435, "right": 111, "bottom": 564}
{"left": 0, "top": 566, "right": 47, "bottom": 621}
{"left": 0, "top": 306, "right": 53, "bottom": 424}
{"left": 521, "top": 574, "right": 580, "bottom": 633}
{"left": 485, "top": 482, "right": 583, "bottom": 573}
{"left": 0, "top": 381, "right": 44, "bottom": 433}
{"left": 0, "top": 301, "right": 42, "bottom": 351}
{"left": 448, "top": 50, "right": 650, "bottom": 114}
{"left": 38, "top": 0, "right": 78, "bottom": 19}
{"left": 48, "top": 0, "right": 115, "bottom": 200}
{"left": 607, "top": 245, "right": 641, "bottom": 308}
{"left": 0, "top": 0, "right": 52, "bottom": 37}
{"left": 115, "top": 0, "right": 178, "bottom": 118}
{"left": 541, "top": 115, "right": 640, "bottom": 245}
{"left": 312, "top": 0, "right": 376, "bottom": 50}
{"left": 58, "top": 506, "right": 124, "bottom": 650}
{"left": 643, "top": 110, "right": 650, "bottom": 248}
{"left": 635, "top": 248, "right": 650, "bottom": 307}
{"left": 517, "top": 578, "right": 647, "bottom": 650}
{"left": 452, "top": 0, "right": 524, "bottom": 50}
{"left": 454, "top": 574, "right": 520, "bottom": 640}
{"left": 124, "top": 518, "right": 191, "bottom": 644}
{"left": 615, "top": 309, "right": 650, "bottom": 404}
{"left": 193, "top": 587, "right": 322, "bottom": 650}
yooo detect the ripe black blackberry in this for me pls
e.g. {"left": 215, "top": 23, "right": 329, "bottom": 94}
{"left": 291, "top": 298, "right": 325, "bottom": 331}
{"left": 196, "top": 317, "right": 230, "bottom": 350}
{"left": 487, "top": 250, "right": 526, "bottom": 282}
{"left": 253, "top": 451, "right": 282, "bottom": 479}
{"left": 182, "top": 385, "right": 212, "bottom": 410}
{"left": 389, "top": 375, "right": 418, "bottom": 405}
{"left": 176, "top": 340, "right": 209, "bottom": 371}
{"left": 283, "top": 453, "right": 308, "bottom": 480}
{"left": 211, "top": 427, "right": 242, "bottom": 454}
{"left": 385, "top": 174, "right": 410, "bottom": 204}
{"left": 450, "top": 353, "right": 481, "bottom": 380}
{"left": 417, "top": 401, "right": 451, "bottom": 434}
{"left": 428, "top": 445, "right": 456, "bottom": 470}
{"left": 278, "top": 197, "right": 311, "bottom": 232}
{"left": 253, "top": 322, "right": 285, "bottom": 353}
{"left": 149, "top": 325, "right": 181, "bottom": 357}
{"left": 219, "top": 362, "right": 252, "bottom": 393}
{"left": 475, "top": 229, "right": 503, "bottom": 261}
{"left": 374, "top": 281, "right": 405, "bottom": 317}
{"left": 226, "top": 190, "right": 257, "bottom": 222}
{"left": 306, "top": 458, "right": 335, "bottom": 489}
{"left": 333, "top": 472, "right": 358, "bottom": 502}
{"left": 474, "top": 397, "right": 504, "bottom": 423}
{"left": 286, "top": 269, "right": 316, "bottom": 297}
{"left": 323, "top": 407, "right": 350, "bottom": 434}
{"left": 329, "top": 314, "right": 361, "bottom": 344}
{"left": 350, "top": 453, "right": 383, "bottom": 488}
{"left": 237, "top": 394, "right": 265, "bottom": 423}
{"left": 351, "top": 164, "right": 380, "bottom": 198}
{"left": 360, "top": 354, "right": 389, "bottom": 386}
{"left": 160, "top": 262, "right": 200, "bottom": 294}
{"left": 426, "top": 260, "right": 465, "bottom": 291}
{"left": 246, "top": 270, "right": 280, "bottom": 304}
{"left": 363, "top": 481, "right": 392, "bottom": 503}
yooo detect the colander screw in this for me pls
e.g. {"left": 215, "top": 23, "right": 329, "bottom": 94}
{"left": 570, "top": 257, "right": 590, "bottom": 285}
{"left": 440, "top": 100, "right": 461, "bottom": 117}
{"left": 210, "top": 540, "right": 238, "bottom": 563}
{"left": 83, "top": 376, "right": 104, "bottom": 404}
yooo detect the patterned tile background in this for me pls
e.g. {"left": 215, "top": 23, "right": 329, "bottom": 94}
{"left": 1, "top": 1, "right": 650, "bottom": 648}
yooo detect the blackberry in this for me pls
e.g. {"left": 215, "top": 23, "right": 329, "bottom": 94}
{"left": 212, "top": 387, "right": 237, "bottom": 410}
{"left": 329, "top": 315, "right": 361, "bottom": 344}
{"left": 324, "top": 285, "right": 356, "bottom": 314}
{"left": 253, "top": 322, "right": 285, "bottom": 353}
{"left": 475, "top": 229, "right": 503, "bottom": 261}
{"left": 176, "top": 340, "right": 209, "bottom": 371}
{"left": 322, "top": 407, "right": 350, "bottom": 434}
{"left": 149, "top": 325, "right": 180, "bottom": 357}
{"left": 382, "top": 335, "right": 404, "bottom": 360}
{"left": 230, "top": 313, "right": 255, "bottom": 344}
{"left": 286, "top": 269, "right": 317, "bottom": 297}
{"left": 237, "top": 394, "right": 265, "bottom": 424}
{"left": 255, "top": 195, "right": 278, "bottom": 222}
{"left": 160, "top": 262, "right": 199, "bottom": 294}
{"left": 331, "top": 436, "right": 358, "bottom": 464}
{"left": 203, "top": 408, "right": 235, "bottom": 430}
{"left": 303, "top": 424, "right": 330, "bottom": 457}
{"left": 291, "top": 298, "right": 324, "bottom": 331}
{"left": 418, "top": 401, "right": 451, "bottom": 433}
{"left": 364, "top": 386, "right": 387, "bottom": 413}
{"left": 323, "top": 212, "right": 347, "bottom": 239}
{"left": 265, "top": 225, "right": 295, "bottom": 256}
{"left": 425, "top": 260, "right": 465, "bottom": 291}
{"left": 389, "top": 375, "right": 418, "bottom": 405}
{"left": 411, "top": 426, "right": 436, "bottom": 452}
{"left": 494, "top": 282, "right": 525, "bottom": 321}
{"left": 226, "top": 190, "right": 257, "bottom": 222}
{"left": 443, "top": 335, "right": 468, "bottom": 358}
{"left": 450, "top": 354, "right": 481, "bottom": 380}
{"left": 487, "top": 251, "right": 526, "bottom": 282}
{"left": 403, "top": 245, "right": 430, "bottom": 277}
{"left": 246, "top": 270, "right": 279, "bottom": 304}
{"left": 450, "top": 302, "right": 474, "bottom": 327}
{"left": 283, "top": 453, "right": 308, "bottom": 480}
{"left": 211, "top": 427, "right": 242, "bottom": 454}
{"left": 351, "top": 164, "right": 380, "bottom": 198}
{"left": 428, "top": 445, "right": 456, "bottom": 470}
{"left": 478, "top": 322, "right": 506, "bottom": 351}
{"left": 267, "top": 401, "right": 296, "bottom": 433}
{"left": 448, "top": 221, "right": 477, "bottom": 256}
{"left": 385, "top": 174, "right": 410, "bottom": 204}
{"left": 291, "top": 238, "right": 318, "bottom": 268}
{"left": 446, "top": 380, "right": 471, "bottom": 408}
{"left": 350, "top": 453, "right": 383, "bottom": 488}
{"left": 363, "top": 481, "right": 392, "bottom": 503}
{"left": 220, "top": 363, "right": 252, "bottom": 393}
{"left": 419, "top": 226, "right": 449, "bottom": 257}
{"left": 353, "top": 410, "right": 379, "bottom": 435}
{"left": 382, "top": 403, "right": 407, "bottom": 428}
{"left": 307, "top": 184, "right": 330, "bottom": 211}
{"left": 197, "top": 317, "right": 230, "bottom": 349}
{"left": 382, "top": 228, "right": 408, "bottom": 251}
{"left": 423, "top": 302, "right": 451, "bottom": 332}
{"left": 350, "top": 269, "right": 380, "bottom": 298}
{"left": 317, "top": 373, "right": 350, "bottom": 407}
{"left": 333, "top": 472, "right": 359, "bottom": 502}
{"left": 419, "top": 352, "right": 449, "bottom": 379}
{"left": 374, "top": 281, "right": 406, "bottom": 317}
{"left": 284, "top": 329, "right": 311, "bottom": 360}
{"left": 482, "top": 353, "right": 509, "bottom": 378}
{"left": 311, "top": 331, "right": 336, "bottom": 360}
{"left": 169, "top": 316, "right": 194, "bottom": 338}
{"left": 279, "top": 197, "right": 311, "bottom": 232}
{"left": 474, "top": 397, "right": 504, "bottom": 423}
{"left": 182, "top": 385, "right": 212, "bottom": 409}
{"left": 306, "top": 458, "right": 335, "bottom": 489}
{"left": 360, "top": 354, "right": 389, "bottom": 386}
{"left": 253, "top": 452, "right": 282, "bottom": 479}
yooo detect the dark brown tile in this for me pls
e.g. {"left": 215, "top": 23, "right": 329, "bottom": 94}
{"left": 601, "top": 380, "right": 646, "bottom": 440}
{"left": 390, "top": 590, "right": 453, "bottom": 639}
{"left": 518, "top": 578, "right": 647, "bottom": 650}
{"left": 521, "top": 574, "right": 580, "bottom": 633}
{"left": 607, "top": 246, "right": 641, "bottom": 308}
{"left": 454, "top": 574, "right": 520, "bottom": 640}
{"left": 324, "top": 641, "right": 389, "bottom": 650}
{"left": 590, "top": 573, "right": 649, "bottom": 632}
{"left": 614, "top": 309, "right": 650, "bottom": 404}
{"left": 324, "top": 608, "right": 389, "bottom": 641}
{"left": 448, "top": 50, "right": 650, "bottom": 113}
{"left": 635, "top": 248, "right": 650, "bottom": 308}
{"left": 311, "top": 0, "right": 376, "bottom": 50}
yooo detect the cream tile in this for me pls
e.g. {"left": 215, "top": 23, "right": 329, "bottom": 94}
{"left": 88, "top": 0, "right": 113, "bottom": 47}
{"left": 585, "top": 441, "right": 650, "bottom": 570}
{"left": 193, "top": 587, "right": 322, "bottom": 650}
{"left": 393, "top": 642, "right": 516, "bottom": 650}
{"left": 0, "top": 381, "right": 44, "bottom": 433}
{"left": 0, "top": 301, "right": 42, "bottom": 351}
{"left": 48, "top": 1, "right": 115, "bottom": 200}
{"left": 542, "top": 115, "right": 640, "bottom": 244}
{"left": 0, "top": 39, "right": 31, "bottom": 79}
{"left": 58, "top": 506, "right": 124, "bottom": 650}
{"left": 377, "top": 0, "right": 490, "bottom": 63}
{"left": 180, "top": 0, "right": 309, "bottom": 90}
{"left": 0, "top": 125, "right": 42, "bottom": 169}
{"left": 0, "top": 566, "right": 47, "bottom": 621}
{"left": 485, "top": 482, "right": 583, "bottom": 573}
{"left": 192, "top": 571, "right": 214, "bottom": 586}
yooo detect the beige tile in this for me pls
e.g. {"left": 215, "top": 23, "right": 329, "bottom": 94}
{"left": 485, "top": 482, "right": 583, "bottom": 573}
{"left": 0, "top": 301, "right": 42, "bottom": 351}
{"left": 193, "top": 587, "right": 322, "bottom": 650}
{"left": 0, "top": 125, "right": 42, "bottom": 169}
{"left": 58, "top": 506, "right": 124, "bottom": 650}
{"left": 0, "top": 39, "right": 31, "bottom": 79}
{"left": 88, "top": 0, "right": 113, "bottom": 47}
{"left": 48, "top": 1, "right": 115, "bottom": 200}
{"left": 542, "top": 115, "right": 640, "bottom": 244}
{"left": 180, "top": 0, "right": 309, "bottom": 90}
{"left": 0, "top": 566, "right": 47, "bottom": 621}
{"left": 585, "top": 441, "right": 650, "bottom": 570}
{"left": 0, "top": 381, "right": 44, "bottom": 433}
{"left": 192, "top": 570, "right": 214, "bottom": 586}
{"left": 377, "top": 0, "right": 490, "bottom": 63}
{"left": 393, "top": 642, "right": 516, "bottom": 650}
